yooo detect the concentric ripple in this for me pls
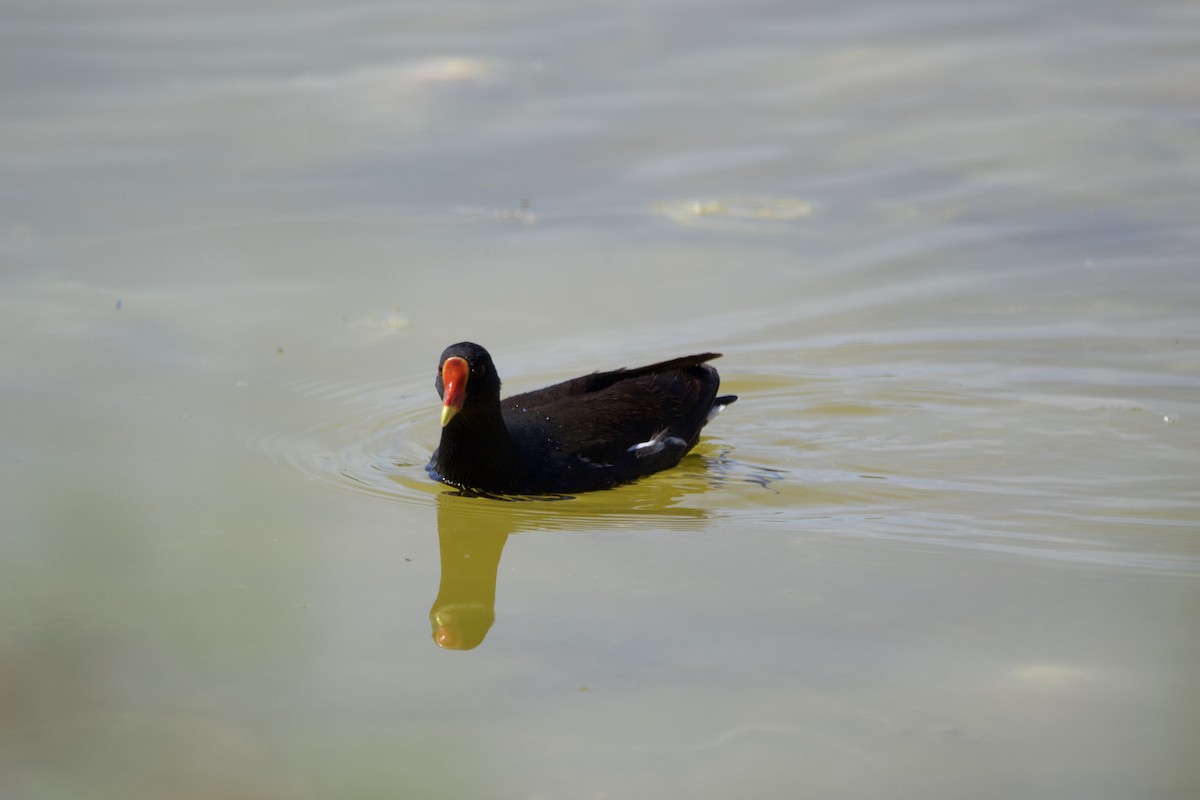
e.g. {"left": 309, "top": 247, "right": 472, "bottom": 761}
{"left": 251, "top": 345, "right": 1199, "bottom": 573}
{"left": 251, "top": 368, "right": 777, "bottom": 532}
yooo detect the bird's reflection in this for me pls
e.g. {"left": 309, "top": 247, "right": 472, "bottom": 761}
{"left": 427, "top": 453, "right": 740, "bottom": 651}
{"left": 429, "top": 495, "right": 511, "bottom": 650}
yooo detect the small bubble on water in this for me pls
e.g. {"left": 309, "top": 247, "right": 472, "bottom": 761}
{"left": 1162, "top": 414, "right": 1176, "bottom": 425}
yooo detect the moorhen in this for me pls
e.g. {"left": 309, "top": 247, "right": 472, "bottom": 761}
{"left": 428, "top": 342, "right": 736, "bottom": 494}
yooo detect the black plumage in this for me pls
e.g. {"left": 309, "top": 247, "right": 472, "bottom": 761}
{"left": 428, "top": 342, "right": 736, "bottom": 494}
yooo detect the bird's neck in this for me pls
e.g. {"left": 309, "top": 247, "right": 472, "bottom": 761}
{"left": 436, "top": 402, "right": 522, "bottom": 489}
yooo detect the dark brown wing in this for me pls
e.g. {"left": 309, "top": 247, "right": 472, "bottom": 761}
{"left": 502, "top": 352, "right": 722, "bottom": 411}
{"left": 502, "top": 358, "right": 726, "bottom": 487}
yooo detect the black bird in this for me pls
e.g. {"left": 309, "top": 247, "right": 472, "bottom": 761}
{"left": 428, "top": 342, "right": 736, "bottom": 494}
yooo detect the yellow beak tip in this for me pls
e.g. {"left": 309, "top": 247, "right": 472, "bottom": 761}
{"left": 440, "top": 404, "right": 460, "bottom": 427}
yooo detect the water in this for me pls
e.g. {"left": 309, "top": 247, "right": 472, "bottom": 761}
{"left": 3, "top": 1, "right": 1199, "bottom": 798}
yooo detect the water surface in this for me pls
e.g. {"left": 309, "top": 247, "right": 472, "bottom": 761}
{"left": 3, "top": 1, "right": 1198, "bottom": 798}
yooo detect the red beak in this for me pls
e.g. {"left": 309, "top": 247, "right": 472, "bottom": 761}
{"left": 440, "top": 356, "right": 469, "bottom": 427}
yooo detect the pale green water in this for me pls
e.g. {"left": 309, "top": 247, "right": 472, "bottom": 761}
{"left": 3, "top": 1, "right": 1199, "bottom": 798}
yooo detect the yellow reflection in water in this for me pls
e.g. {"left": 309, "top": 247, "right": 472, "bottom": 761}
{"left": 429, "top": 498, "right": 509, "bottom": 650}
{"left": 427, "top": 461, "right": 728, "bottom": 650}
